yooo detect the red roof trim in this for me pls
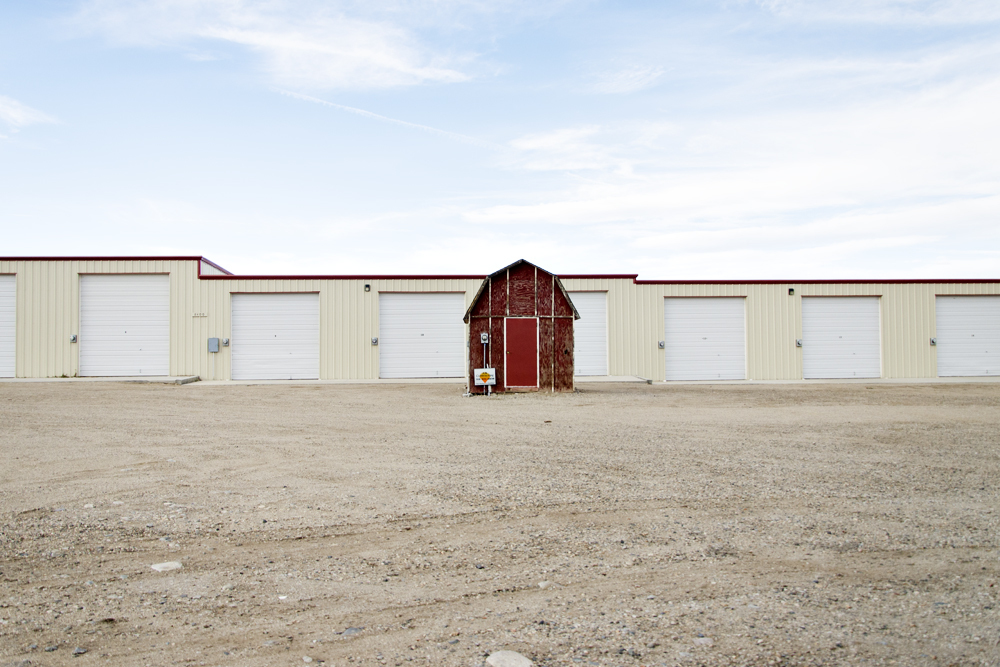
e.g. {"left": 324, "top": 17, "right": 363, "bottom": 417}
{"left": 0, "top": 256, "right": 205, "bottom": 261}
{"left": 560, "top": 274, "right": 640, "bottom": 280}
{"left": 0, "top": 255, "right": 236, "bottom": 277}
{"left": 199, "top": 257, "right": 233, "bottom": 275}
{"left": 0, "top": 257, "right": 995, "bottom": 284}
{"left": 199, "top": 274, "right": 488, "bottom": 280}
{"left": 634, "top": 278, "right": 1000, "bottom": 285}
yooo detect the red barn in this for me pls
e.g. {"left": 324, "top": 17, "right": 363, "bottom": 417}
{"left": 464, "top": 260, "right": 580, "bottom": 393}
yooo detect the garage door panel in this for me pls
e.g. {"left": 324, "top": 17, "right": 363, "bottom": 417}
{"left": 379, "top": 293, "right": 465, "bottom": 378}
{"left": 0, "top": 276, "right": 15, "bottom": 378}
{"left": 664, "top": 298, "right": 746, "bottom": 380}
{"left": 569, "top": 291, "right": 608, "bottom": 376}
{"left": 801, "top": 297, "right": 881, "bottom": 379}
{"left": 936, "top": 296, "right": 1000, "bottom": 376}
{"left": 232, "top": 294, "right": 319, "bottom": 380}
{"left": 80, "top": 275, "right": 169, "bottom": 376}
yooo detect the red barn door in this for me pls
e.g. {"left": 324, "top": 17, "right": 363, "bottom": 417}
{"left": 505, "top": 318, "right": 538, "bottom": 387}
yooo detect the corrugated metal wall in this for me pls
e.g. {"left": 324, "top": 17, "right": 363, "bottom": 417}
{"left": 184, "top": 276, "right": 481, "bottom": 380}
{"left": 0, "top": 259, "right": 198, "bottom": 378}
{"left": 194, "top": 277, "right": 482, "bottom": 381}
{"left": 1, "top": 259, "right": 998, "bottom": 380}
{"left": 560, "top": 278, "right": 1000, "bottom": 381}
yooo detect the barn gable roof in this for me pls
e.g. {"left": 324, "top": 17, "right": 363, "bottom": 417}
{"left": 463, "top": 259, "right": 581, "bottom": 323}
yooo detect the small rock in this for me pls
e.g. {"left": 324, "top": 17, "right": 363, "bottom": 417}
{"left": 486, "top": 650, "right": 534, "bottom": 667}
{"left": 693, "top": 637, "right": 713, "bottom": 646}
{"left": 302, "top": 657, "right": 313, "bottom": 663}
{"left": 45, "top": 646, "right": 58, "bottom": 652}
{"left": 538, "top": 581, "right": 553, "bottom": 589}
{"left": 647, "top": 641, "right": 659, "bottom": 648}
{"left": 341, "top": 627, "right": 364, "bottom": 636}
{"left": 112, "top": 501, "right": 124, "bottom": 505}
{"left": 72, "top": 647, "right": 87, "bottom": 656}
{"left": 83, "top": 504, "right": 94, "bottom": 509}
{"left": 151, "top": 561, "right": 183, "bottom": 572}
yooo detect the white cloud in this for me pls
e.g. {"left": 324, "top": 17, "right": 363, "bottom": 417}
{"left": 508, "top": 126, "right": 610, "bottom": 171}
{"left": 753, "top": 0, "right": 1000, "bottom": 24}
{"left": 0, "top": 95, "right": 57, "bottom": 129}
{"left": 73, "top": 0, "right": 476, "bottom": 89}
{"left": 591, "top": 65, "right": 664, "bottom": 94}
{"left": 468, "top": 58, "right": 1000, "bottom": 277}
{"left": 280, "top": 90, "right": 502, "bottom": 149}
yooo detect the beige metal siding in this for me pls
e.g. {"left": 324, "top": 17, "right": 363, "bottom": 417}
{"left": 2, "top": 258, "right": 999, "bottom": 381}
{"left": 0, "top": 259, "right": 202, "bottom": 378}
{"left": 199, "top": 260, "right": 228, "bottom": 276}
{"left": 195, "top": 276, "right": 482, "bottom": 380}
{"left": 0, "top": 275, "right": 14, "bottom": 377}
{"left": 561, "top": 278, "right": 1000, "bottom": 381}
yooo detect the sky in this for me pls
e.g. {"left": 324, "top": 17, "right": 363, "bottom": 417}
{"left": 1, "top": 0, "right": 999, "bottom": 278}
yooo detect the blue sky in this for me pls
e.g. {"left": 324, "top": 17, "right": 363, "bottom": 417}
{"left": 2, "top": 0, "right": 999, "bottom": 278}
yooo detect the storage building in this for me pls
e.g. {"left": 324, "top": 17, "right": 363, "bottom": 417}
{"left": 464, "top": 260, "right": 579, "bottom": 393}
{"left": 0, "top": 256, "right": 998, "bottom": 383}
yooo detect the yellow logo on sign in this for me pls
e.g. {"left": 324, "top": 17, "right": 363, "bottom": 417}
{"left": 479, "top": 371, "right": 491, "bottom": 383}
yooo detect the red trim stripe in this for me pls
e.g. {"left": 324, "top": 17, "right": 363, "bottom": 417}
{"left": 199, "top": 274, "right": 489, "bottom": 280}
{"left": 633, "top": 278, "right": 1000, "bottom": 285}
{"left": 0, "top": 257, "right": 995, "bottom": 284}
{"left": 199, "top": 258, "right": 233, "bottom": 275}
{"left": 0, "top": 256, "right": 205, "bottom": 261}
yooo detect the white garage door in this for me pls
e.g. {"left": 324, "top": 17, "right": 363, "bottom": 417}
{"left": 379, "top": 293, "right": 466, "bottom": 378}
{"left": 80, "top": 275, "right": 170, "bottom": 376}
{"left": 0, "top": 276, "right": 14, "bottom": 378}
{"left": 664, "top": 298, "right": 746, "bottom": 380}
{"left": 232, "top": 293, "right": 319, "bottom": 380}
{"left": 936, "top": 296, "right": 1000, "bottom": 377}
{"left": 801, "top": 297, "right": 881, "bottom": 379}
{"left": 569, "top": 291, "right": 608, "bottom": 376}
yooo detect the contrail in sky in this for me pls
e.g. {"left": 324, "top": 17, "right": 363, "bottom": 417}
{"left": 279, "top": 90, "right": 501, "bottom": 150}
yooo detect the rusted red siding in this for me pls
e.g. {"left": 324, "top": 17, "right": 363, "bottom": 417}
{"left": 538, "top": 317, "right": 555, "bottom": 390}
{"left": 537, "top": 275, "right": 553, "bottom": 317}
{"left": 465, "top": 260, "right": 578, "bottom": 394}
{"left": 554, "top": 318, "right": 575, "bottom": 392}
{"left": 490, "top": 316, "right": 506, "bottom": 388}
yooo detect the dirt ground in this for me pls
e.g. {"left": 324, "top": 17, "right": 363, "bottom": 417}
{"left": 1, "top": 381, "right": 998, "bottom": 667}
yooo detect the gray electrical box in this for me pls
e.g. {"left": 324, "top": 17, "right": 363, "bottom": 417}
{"left": 208, "top": 337, "right": 220, "bottom": 353}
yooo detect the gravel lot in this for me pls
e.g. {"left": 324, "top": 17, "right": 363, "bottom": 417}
{"left": 1, "top": 381, "right": 998, "bottom": 667}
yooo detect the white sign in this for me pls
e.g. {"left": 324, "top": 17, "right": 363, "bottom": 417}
{"left": 474, "top": 367, "right": 496, "bottom": 386}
